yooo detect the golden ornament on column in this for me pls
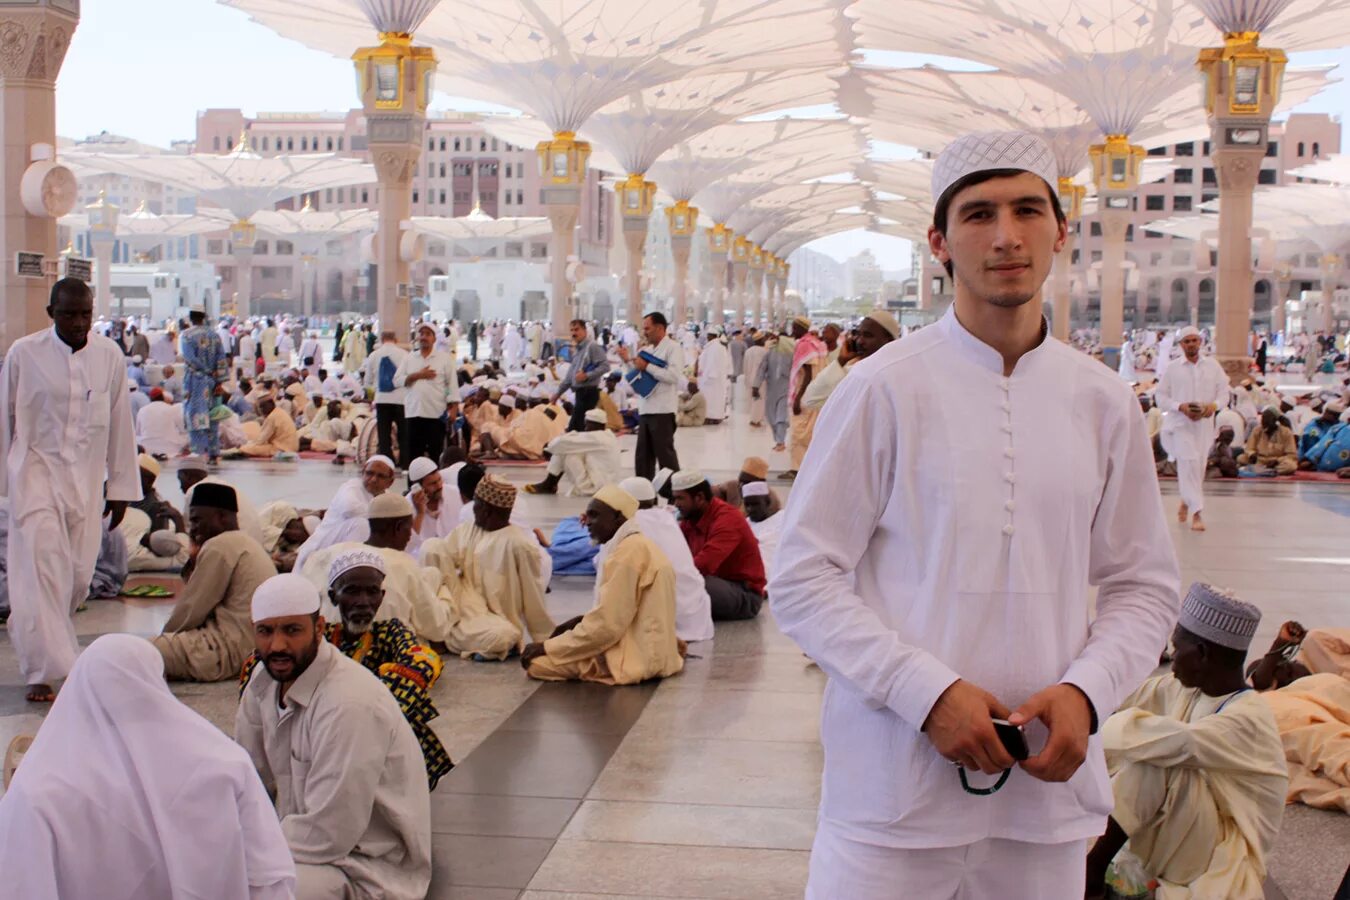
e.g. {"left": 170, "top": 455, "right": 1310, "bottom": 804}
{"left": 1052, "top": 177, "right": 1085, "bottom": 342}
{"left": 1088, "top": 135, "right": 1144, "bottom": 369}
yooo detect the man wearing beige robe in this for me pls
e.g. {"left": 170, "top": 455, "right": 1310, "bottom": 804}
{"left": 492, "top": 402, "right": 567, "bottom": 459}
{"left": 524, "top": 485, "right": 683, "bottom": 685}
{"left": 419, "top": 476, "right": 553, "bottom": 660}
{"left": 152, "top": 483, "right": 276, "bottom": 681}
{"left": 238, "top": 396, "right": 299, "bottom": 457}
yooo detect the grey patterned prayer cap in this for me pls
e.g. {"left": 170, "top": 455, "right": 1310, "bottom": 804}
{"left": 931, "top": 131, "right": 1059, "bottom": 213}
{"left": 1178, "top": 583, "right": 1261, "bottom": 651}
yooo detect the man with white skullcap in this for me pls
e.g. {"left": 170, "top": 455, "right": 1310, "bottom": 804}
{"left": 801, "top": 311, "right": 900, "bottom": 412}
{"left": 152, "top": 482, "right": 277, "bottom": 682}
{"left": 525, "top": 406, "right": 621, "bottom": 497}
{"left": 241, "top": 550, "right": 452, "bottom": 789}
{"left": 1299, "top": 401, "right": 1350, "bottom": 473}
{"left": 618, "top": 475, "right": 714, "bottom": 643}
{"left": 1089, "top": 584, "right": 1287, "bottom": 899}
{"left": 294, "top": 454, "right": 397, "bottom": 570}
{"left": 404, "top": 455, "right": 455, "bottom": 554}
{"left": 741, "top": 480, "right": 784, "bottom": 575}
{"left": 523, "top": 484, "right": 684, "bottom": 684}
{"left": 237, "top": 574, "right": 432, "bottom": 900}
{"left": 479, "top": 395, "right": 568, "bottom": 461}
{"left": 394, "top": 321, "right": 460, "bottom": 464}
{"left": 771, "top": 130, "right": 1180, "bottom": 898}
{"left": 234, "top": 393, "right": 299, "bottom": 458}
{"left": 135, "top": 381, "right": 189, "bottom": 459}
{"left": 672, "top": 470, "right": 766, "bottom": 621}
{"left": 1156, "top": 325, "right": 1229, "bottom": 531}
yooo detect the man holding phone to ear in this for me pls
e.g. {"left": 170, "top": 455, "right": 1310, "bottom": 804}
{"left": 1155, "top": 326, "right": 1229, "bottom": 532}
{"left": 770, "top": 132, "right": 1180, "bottom": 898}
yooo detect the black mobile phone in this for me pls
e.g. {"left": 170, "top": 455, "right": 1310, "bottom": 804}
{"left": 992, "top": 718, "right": 1029, "bottom": 761}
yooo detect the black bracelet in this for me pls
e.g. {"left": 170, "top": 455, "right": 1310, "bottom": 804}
{"left": 958, "top": 766, "right": 1011, "bottom": 796}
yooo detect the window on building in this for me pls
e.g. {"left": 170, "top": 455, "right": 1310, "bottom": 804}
{"left": 1202, "top": 167, "right": 1217, "bottom": 185}
{"left": 301, "top": 137, "right": 308, "bottom": 151}
{"left": 505, "top": 163, "right": 512, "bottom": 178}
{"left": 1313, "top": 142, "right": 1321, "bottom": 157}
{"left": 287, "top": 138, "right": 294, "bottom": 151}
{"left": 482, "top": 191, "right": 496, "bottom": 203}
{"left": 413, "top": 191, "right": 420, "bottom": 203}
{"left": 327, "top": 137, "right": 334, "bottom": 151}
{"left": 504, "top": 192, "right": 512, "bottom": 206}
{"left": 1202, "top": 193, "right": 1218, "bottom": 205}
{"left": 207, "top": 240, "right": 224, "bottom": 255}
{"left": 1147, "top": 146, "right": 1166, "bottom": 156}
{"left": 440, "top": 163, "right": 446, "bottom": 177}
{"left": 1203, "top": 141, "right": 1211, "bottom": 155}
{"left": 428, "top": 161, "right": 435, "bottom": 177}
{"left": 1145, "top": 195, "right": 1165, "bottom": 211}
{"left": 337, "top": 137, "right": 343, "bottom": 151}
{"left": 254, "top": 241, "right": 268, "bottom": 255}
{"left": 1091, "top": 250, "right": 1102, "bottom": 263}
{"left": 453, "top": 138, "right": 460, "bottom": 151}
{"left": 1089, "top": 221, "right": 1102, "bottom": 237}
{"left": 1175, "top": 142, "right": 1194, "bottom": 156}
{"left": 213, "top": 136, "right": 221, "bottom": 151}
{"left": 517, "top": 189, "right": 524, "bottom": 205}
{"left": 325, "top": 189, "right": 333, "bottom": 203}
{"left": 505, "top": 242, "right": 523, "bottom": 258}
{"left": 1174, "top": 195, "right": 1193, "bottom": 211}
{"left": 1071, "top": 249, "right": 1080, "bottom": 264}
{"left": 361, "top": 189, "right": 369, "bottom": 203}
{"left": 454, "top": 162, "right": 472, "bottom": 177}
{"left": 276, "top": 241, "right": 294, "bottom": 256}
{"left": 1298, "top": 141, "right": 1305, "bottom": 156}
{"left": 531, "top": 242, "right": 548, "bottom": 259}
{"left": 1258, "top": 169, "right": 1277, "bottom": 185}
{"left": 1125, "top": 225, "right": 1134, "bottom": 241}
{"left": 454, "top": 191, "right": 470, "bottom": 204}
{"left": 1174, "top": 169, "right": 1193, "bottom": 183}
{"left": 480, "top": 138, "right": 487, "bottom": 151}
{"left": 226, "top": 136, "right": 234, "bottom": 150}
{"left": 1266, "top": 141, "right": 1278, "bottom": 157}
{"left": 428, "top": 138, "right": 435, "bottom": 151}
{"left": 338, "top": 188, "right": 345, "bottom": 202}
{"left": 439, "top": 190, "right": 447, "bottom": 204}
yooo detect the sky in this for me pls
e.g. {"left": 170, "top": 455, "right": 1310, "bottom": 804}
{"left": 56, "top": 0, "right": 1350, "bottom": 270}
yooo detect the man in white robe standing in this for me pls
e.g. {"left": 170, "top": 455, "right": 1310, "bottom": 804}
{"left": 0, "top": 279, "right": 141, "bottom": 703}
{"left": 770, "top": 132, "right": 1180, "bottom": 897}
{"left": 1155, "top": 328, "right": 1175, "bottom": 381}
{"left": 698, "top": 329, "right": 732, "bottom": 424}
{"left": 1155, "top": 325, "right": 1229, "bottom": 532}
{"left": 1119, "top": 332, "right": 1137, "bottom": 382}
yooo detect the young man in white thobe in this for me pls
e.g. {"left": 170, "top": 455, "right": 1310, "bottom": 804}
{"left": 770, "top": 132, "right": 1180, "bottom": 898}
{"left": 526, "top": 409, "right": 621, "bottom": 497}
{"left": 1155, "top": 325, "right": 1229, "bottom": 532}
{"left": 697, "top": 329, "right": 731, "bottom": 424}
{"left": 0, "top": 279, "right": 141, "bottom": 702}
{"left": 237, "top": 574, "right": 432, "bottom": 900}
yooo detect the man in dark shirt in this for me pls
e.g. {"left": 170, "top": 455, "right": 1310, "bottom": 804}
{"left": 553, "top": 319, "right": 610, "bottom": 432}
{"left": 671, "top": 470, "right": 765, "bottom": 620}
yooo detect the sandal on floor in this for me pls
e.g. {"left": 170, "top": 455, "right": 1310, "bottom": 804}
{"left": 120, "top": 584, "right": 174, "bottom": 598}
{"left": 5, "top": 734, "right": 34, "bottom": 786}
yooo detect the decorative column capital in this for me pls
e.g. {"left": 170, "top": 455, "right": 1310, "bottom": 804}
{"left": 0, "top": 8, "right": 77, "bottom": 83}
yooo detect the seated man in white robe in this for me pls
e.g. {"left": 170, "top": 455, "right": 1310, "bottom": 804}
{"left": 123, "top": 454, "right": 190, "bottom": 572}
{"left": 0, "top": 635, "right": 296, "bottom": 899}
{"left": 136, "top": 388, "right": 188, "bottom": 459}
{"left": 524, "top": 485, "right": 684, "bottom": 684}
{"left": 452, "top": 463, "right": 553, "bottom": 592}
{"left": 237, "top": 574, "right": 432, "bottom": 900}
{"left": 742, "top": 481, "right": 784, "bottom": 576}
{"left": 299, "top": 493, "right": 452, "bottom": 644}
{"left": 525, "top": 409, "right": 621, "bottom": 497}
{"left": 676, "top": 379, "right": 708, "bottom": 427}
{"left": 619, "top": 476, "right": 714, "bottom": 643}
{"left": 1087, "top": 584, "right": 1288, "bottom": 900}
{"left": 178, "top": 454, "right": 265, "bottom": 547}
{"left": 294, "top": 455, "right": 396, "bottom": 571}
{"left": 405, "top": 456, "right": 457, "bottom": 555}
{"left": 420, "top": 476, "right": 554, "bottom": 661}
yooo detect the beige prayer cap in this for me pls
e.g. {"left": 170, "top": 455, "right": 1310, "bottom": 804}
{"left": 368, "top": 493, "right": 414, "bottom": 519}
{"left": 791, "top": 315, "right": 811, "bottom": 331}
{"left": 474, "top": 475, "right": 517, "bottom": 510}
{"left": 930, "top": 131, "right": 1058, "bottom": 210}
{"left": 741, "top": 456, "right": 770, "bottom": 479}
{"left": 251, "top": 573, "right": 321, "bottom": 622}
{"left": 137, "top": 453, "right": 161, "bottom": 477}
{"left": 863, "top": 310, "right": 901, "bottom": 339}
{"left": 592, "top": 483, "right": 638, "bottom": 520}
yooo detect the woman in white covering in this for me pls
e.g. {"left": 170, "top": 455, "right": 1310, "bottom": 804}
{"left": 0, "top": 634, "right": 296, "bottom": 899}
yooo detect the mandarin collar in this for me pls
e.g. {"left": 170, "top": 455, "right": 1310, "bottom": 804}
{"left": 938, "top": 306, "right": 1049, "bottom": 376}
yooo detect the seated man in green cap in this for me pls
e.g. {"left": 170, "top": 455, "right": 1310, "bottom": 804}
{"left": 152, "top": 483, "right": 277, "bottom": 681}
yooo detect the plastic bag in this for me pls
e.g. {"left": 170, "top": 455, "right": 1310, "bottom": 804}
{"left": 1106, "top": 850, "right": 1153, "bottom": 899}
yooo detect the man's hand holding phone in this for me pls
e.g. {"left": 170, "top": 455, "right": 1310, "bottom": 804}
{"left": 923, "top": 680, "right": 1015, "bottom": 774}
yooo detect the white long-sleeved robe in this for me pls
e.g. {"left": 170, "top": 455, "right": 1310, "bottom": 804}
{"left": 634, "top": 506, "right": 715, "bottom": 643}
{"left": 0, "top": 327, "right": 141, "bottom": 684}
{"left": 545, "top": 429, "right": 621, "bottom": 496}
{"left": 294, "top": 479, "right": 378, "bottom": 570}
{"left": 698, "top": 339, "right": 731, "bottom": 420}
{"left": 770, "top": 308, "right": 1180, "bottom": 849}
{"left": 1156, "top": 355, "right": 1230, "bottom": 461}
{"left": 236, "top": 641, "right": 431, "bottom": 900}
{"left": 136, "top": 400, "right": 188, "bottom": 458}
{"left": 1105, "top": 674, "right": 1287, "bottom": 899}
{"left": 750, "top": 510, "right": 784, "bottom": 576}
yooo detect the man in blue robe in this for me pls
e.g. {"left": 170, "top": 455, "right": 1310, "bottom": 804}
{"left": 179, "top": 306, "right": 228, "bottom": 463}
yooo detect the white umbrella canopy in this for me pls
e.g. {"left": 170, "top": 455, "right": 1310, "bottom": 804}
{"left": 61, "top": 204, "right": 235, "bottom": 241}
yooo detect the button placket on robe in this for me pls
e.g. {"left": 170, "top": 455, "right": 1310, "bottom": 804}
{"left": 1002, "top": 376, "right": 1015, "bottom": 538}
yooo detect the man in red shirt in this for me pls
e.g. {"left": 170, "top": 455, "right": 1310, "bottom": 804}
{"left": 671, "top": 470, "right": 765, "bottom": 620}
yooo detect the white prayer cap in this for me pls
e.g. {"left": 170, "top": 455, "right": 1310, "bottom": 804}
{"left": 407, "top": 457, "right": 438, "bottom": 483}
{"left": 1178, "top": 582, "right": 1261, "bottom": 651}
{"left": 302, "top": 515, "right": 320, "bottom": 535}
{"left": 364, "top": 454, "right": 396, "bottom": 473}
{"left": 584, "top": 408, "right": 608, "bottom": 425}
{"left": 1176, "top": 325, "right": 1201, "bottom": 340}
{"left": 189, "top": 303, "right": 206, "bottom": 314}
{"left": 742, "top": 481, "right": 771, "bottom": 498}
{"left": 327, "top": 548, "right": 386, "bottom": 586}
{"left": 863, "top": 310, "right": 901, "bottom": 339}
{"left": 592, "top": 483, "right": 638, "bottom": 520}
{"left": 127, "top": 378, "right": 138, "bottom": 391}
{"left": 930, "top": 131, "right": 1058, "bottom": 209}
{"left": 671, "top": 470, "right": 708, "bottom": 492}
{"left": 251, "top": 573, "right": 321, "bottom": 622}
{"left": 619, "top": 476, "right": 656, "bottom": 502}
{"left": 651, "top": 467, "right": 674, "bottom": 494}
{"left": 178, "top": 454, "right": 209, "bottom": 474}
{"left": 499, "top": 394, "right": 517, "bottom": 409}
{"left": 369, "top": 493, "right": 414, "bottom": 519}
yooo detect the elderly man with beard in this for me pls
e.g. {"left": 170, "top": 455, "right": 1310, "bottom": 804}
{"left": 242, "top": 550, "right": 452, "bottom": 790}
{"left": 523, "top": 485, "right": 683, "bottom": 684}
{"left": 294, "top": 455, "right": 397, "bottom": 570}
{"left": 237, "top": 574, "right": 431, "bottom": 900}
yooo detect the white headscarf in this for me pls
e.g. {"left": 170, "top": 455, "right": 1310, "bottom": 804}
{"left": 0, "top": 635, "right": 296, "bottom": 899}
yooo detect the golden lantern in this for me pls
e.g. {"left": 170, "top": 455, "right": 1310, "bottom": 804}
{"left": 731, "top": 235, "right": 751, "bottom": 264}
{"left": 352, "top": 33, "right": 437, "bottom": 114}
{"left": 708, "top": 223, "right": 733, "bottom": 255}
{"left": 1056, "top": 177, "right": 1086, "bottom": 222}
{"left": 618, "top": 174, "right": 657, "bottom": 219}
{"left": 535, "top": 131, "right": 592, "bottom": 186}
{"left": 666, "top": 200, "right": 698, "bottom": 237}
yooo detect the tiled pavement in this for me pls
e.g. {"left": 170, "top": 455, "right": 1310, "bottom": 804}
{"left": 2, "top": 402, "right": 1350, "bottom": 898}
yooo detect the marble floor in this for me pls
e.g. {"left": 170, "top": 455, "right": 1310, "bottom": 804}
{"left": 2, "top": 394, "right": 1349, "bottom": 899}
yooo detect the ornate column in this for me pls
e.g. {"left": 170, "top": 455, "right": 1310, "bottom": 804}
{"left": 1053, "top": 178, "right": 1086, "bottom": 342}
{"left": 1199, "top": 31, "right": 1287, "bottom": 382}
{"left": 730, "top": 236, "right": 750, "bottom": 329}
{"left": 1089, "top": 136, "right": 1145, "bottom": 369}
{"left": 1319, "top": 253, "right": 1342, "bottom": 334}
{"left": 747, "top": 244, "right": 766, "bottom": 330}
{"left": 666, "top": 201, "right": 696, "bottom": 325}
{"left": 707, "top": 224, "right": 731, "bottom": 327}
{"left": 537, "top": 133, "right": 590, "bottom": 341}
{"left": 0, "top": 3, "right": 78, "bottom": 351}
{"left": 1272, "top": 262, "right": 1291, "bottom": 337}
{"left": 229, "top": 220, "right": 256, "bottom": 318}
{"left": 354, "top": 32, "right": 436, "bottom": 342}
{"left": 618, "top": 174, "right": 657, "bottom": 326}
{"left": 86, "top": 191, "right": 119, "bottom": 318}
{"left": 300, "top": 252, "right": 318, "bottom": 317}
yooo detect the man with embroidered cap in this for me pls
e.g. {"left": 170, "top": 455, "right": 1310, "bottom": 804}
{"left": 236, "top": 573, "right": 432, "bottom": 900}
{"left": 1087, "top": 584, "right": 1287, "bottom": 900}
{"left": 619, "top": 475, "right": 714, "bottom": 643}
{"left": 241, "top": 549, "right": 452, "bottom": 789}
{"left": 672, "top": 470, "right": 766, "bottom": 621}
{"left": 1155, "top": 325, "right": 1229, "bottom": 531}
{"left": 152, "top": 482, "right": 277, "bottom": 681}
{"left": 770, "top": 131, "right": 1179, "bottom": 898}
{"left": 525, "top": 407, "right": 621, "bottom": 497}
{"left": 523, "top": 484, "right": 684, "bottom": 684}
{"left": 421, "top": 475, "right": 554, "bottom": 660}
